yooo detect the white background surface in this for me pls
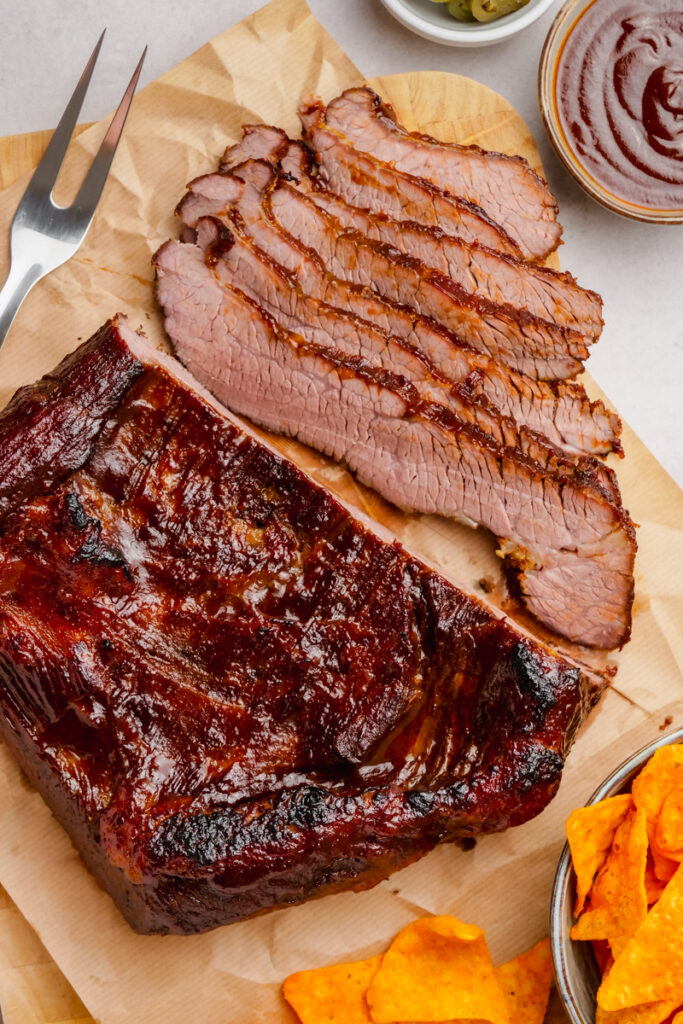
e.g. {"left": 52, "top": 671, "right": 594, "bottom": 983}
{"left": 0, "top": 0, "right": 681, "bottom": 485}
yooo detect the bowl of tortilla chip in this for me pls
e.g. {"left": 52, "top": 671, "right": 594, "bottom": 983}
{"left": 550, "top": 727, "right": 683, "bottom": 1024}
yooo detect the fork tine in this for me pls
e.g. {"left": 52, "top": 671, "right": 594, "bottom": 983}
{"left": 27, "top": 30, "right": 106, "bottom": 197}
{"left": 70, "top": 47, "right": 147, "bottom": 224}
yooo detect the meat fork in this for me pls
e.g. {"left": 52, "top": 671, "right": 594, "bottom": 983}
{"left": 0, "top": 32, "right": 146, "bottom": 354}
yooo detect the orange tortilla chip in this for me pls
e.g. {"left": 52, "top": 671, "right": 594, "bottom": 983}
{"left": 598, "top": 863, "right": 683, "bottom": 1010}
{"left": 650, "top": 838, "right": 679, "bottom": 883}
{"left": 655, "top": 788, "right": 683, "bottom": 861}
{"left": 595, "top": 1001, "right": 680, "bottom": 1024}
{"left": 572, "top": 807, "right": 649, "bottom": 958}
{"left": 632, "top": 746, "right": 683, "bottom": 828}
{"left": 366, "top": 915, "right": 509, "bottom": 1024}
{"left": 567, "top": 794, "right": 633, "bottom": 915}
{"left": 644, "top": 857, "right": 668, "bottom": 904}
{"left": 592, "top": 939, "right": 614, "bottom": 976}
{"left": 495, "top": 938, "right": 552, "bottom": 1024}
{"left": 282, "top": 954, "right": 381, "bottom": 1024}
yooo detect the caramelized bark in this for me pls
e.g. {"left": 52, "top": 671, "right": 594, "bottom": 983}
{"left": 0, "top": 319, "right": 604, "bottom": 933}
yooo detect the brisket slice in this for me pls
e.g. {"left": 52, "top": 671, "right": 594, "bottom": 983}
{"left": 0, "top": 315, "right": 605, "bottom": 935}
{"left": 191, "top": 215, "right": 619, "bottom": 505}
{"left": 179, "top": 160, "right": 585, "bottom": 381}
{"left": 265, "top": 176, "right": 590, "bottom": 376}
{"left": 155, "top": 238, "right": 636, "bottom": 649}
{"left": 224, "top": 122, "right": 523, "bottom": 258}
{"left": 322, "top": 87, "right": 562, "bottom": 262}
{"left": 256, "top": 126, "right": 602, "bottom": 341}
{"left": 178, "top": 167, "right": 620, "bottom": 453}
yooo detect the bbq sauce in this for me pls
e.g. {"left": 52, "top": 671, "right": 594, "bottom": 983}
{"left": 555, "top": 0, "right": 683, "bottom": 210}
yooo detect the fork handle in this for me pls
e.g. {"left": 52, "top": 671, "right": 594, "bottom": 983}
{"left": 0, "top": 260, "right": 43, "bottom": 355}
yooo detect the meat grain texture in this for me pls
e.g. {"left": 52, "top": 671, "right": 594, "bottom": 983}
{"left": 161, "top": 92, "right": 635, "bottom": 650}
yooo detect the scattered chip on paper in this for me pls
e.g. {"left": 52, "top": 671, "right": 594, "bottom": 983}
{"left": 495, "top": 937, "right": 553, "bottom": 1024}
{"left": 283, "top": 954, "right": 381, "bottom": 1024}
{"left": 365, "top": 916, "right": 509, "bottom": 1024}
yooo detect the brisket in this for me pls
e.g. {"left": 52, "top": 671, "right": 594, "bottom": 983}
{"left": 322, "top": 87, "right": 562, "bottom": 261}
{"left": 225, "top": 121, "right": 523, "bottom": 257}
{"left": 190, "top": 215, "right": 619, "bottom": 503}
{"left": 251, "top": 126, "right": 602, "bottom": 340}
{"left": 179, "top": 165, "right": 620, "bottom": 454}
{"left": 178, "top": 161, "right": 586, "bottom": 380}
{"left": 0, "top": 316, "right": 605, "bottom": 934}
{"left": 155, "top": 238, "right": 636, "bottom": 649}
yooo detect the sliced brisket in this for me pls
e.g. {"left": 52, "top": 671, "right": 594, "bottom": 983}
{"left": 0, "top": 315, "right": 605, "bottom": 933}
{"left": 155, "top": 238, "right": 636, "bottom": 649}
{"left": 321, "top": 87, "right": 562, "bottom": 261}
{"left": 252, "top": 125, "right": 602, "bottom": 340}
{"left": 192, "top": 215, "right": 618, "bottom": 503}
{"left": 179, "top": 166, "right": 620, "bottom": 454}
{"left": 179, "top": 160, "right": 587, "bottom": 381}
{"left": 224, "top": 121, "right": 522, "bottom": 257}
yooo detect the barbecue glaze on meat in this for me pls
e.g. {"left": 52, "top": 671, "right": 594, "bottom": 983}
{"left": 0, "top": 318, "right": 605, "bottom": 934}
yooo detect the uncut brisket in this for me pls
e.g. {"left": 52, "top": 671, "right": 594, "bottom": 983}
{"left": 0, "top": 317, "right": 605, "bottom": 934}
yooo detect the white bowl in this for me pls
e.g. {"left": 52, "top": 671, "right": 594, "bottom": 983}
{"left": 379, "top": 0, "right": 560, "bottom": 46}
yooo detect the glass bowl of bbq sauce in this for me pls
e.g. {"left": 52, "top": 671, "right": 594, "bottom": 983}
{"left": 539, "top": 0, "right": 683, "bottom": 223}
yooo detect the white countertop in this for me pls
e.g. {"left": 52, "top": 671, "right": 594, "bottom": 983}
{"left": 1, "top": 0, "right": 681, "bottom": 485}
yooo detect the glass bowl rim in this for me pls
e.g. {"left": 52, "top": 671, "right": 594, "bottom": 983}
{"left": 538, "top": 0, "right": 683, "bottom": 224}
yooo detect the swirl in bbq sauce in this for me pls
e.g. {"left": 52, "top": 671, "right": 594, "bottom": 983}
{"left": 555, "top": 0, "right": 683, "bottom": 210}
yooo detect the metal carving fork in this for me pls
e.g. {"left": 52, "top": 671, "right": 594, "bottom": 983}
{"left": 0, "top": 32, "right": 146, "bottom": 353}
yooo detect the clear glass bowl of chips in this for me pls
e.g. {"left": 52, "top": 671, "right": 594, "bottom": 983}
{"left": 550, "top": 726, "right": 683, "bottom": 1024}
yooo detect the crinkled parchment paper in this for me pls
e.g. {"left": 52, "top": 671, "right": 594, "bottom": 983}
{"left": 0, "top": 2, "right": 681, "bottom": 1022}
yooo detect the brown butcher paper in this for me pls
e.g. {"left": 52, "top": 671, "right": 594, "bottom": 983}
{"left": 0, "top": 1, "right": 681, "bottom": 1023}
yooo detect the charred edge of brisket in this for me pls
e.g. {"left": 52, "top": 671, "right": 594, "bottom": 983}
{"left": 149, "top": 785, "right": 347, "bottom": 867}
{"left": 0, "top": 320, "right": 144, "bottom": 525}
{"left": 65, "top": 492, "right": 132, "bottom": 580}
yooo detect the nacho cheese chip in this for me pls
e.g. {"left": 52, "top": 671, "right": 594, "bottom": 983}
{"left": 567, "top": 794, "right": 633, "bottom": 915}
{"left": 282, "top": 954, "right": 381, "bottom": 1024}
{"left": 655, "top": 788, "right": 683, "bottom": 861}
{"left": 650, "top": 839, "right": 679, "bottom": 883}
{"left": 365, "top": 915, "right": 509, "bottom": 1024}
{"left": 632, "top": 746, "right": 683, "bottom": 828}
{"left": 595, "top": 1000, "right": 680, "bottom": 1024}
{"left": 644, "top": 857, "right": 668, "bottom": 904}
{"left": 495, "top": 938, "right": 552, "bottom": 1024}
{"left": 598, "top": 863, "right": 683, "bottom": 1010}
{"left": 572, "top": 806, "right": 649, "bottom": 958}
